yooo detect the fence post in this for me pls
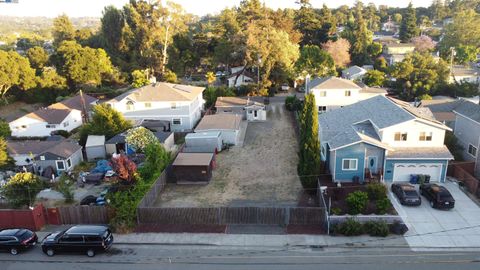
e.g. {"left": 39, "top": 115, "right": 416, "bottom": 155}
{"left": 285, "top": 207, "right": 290, "bottom": 226}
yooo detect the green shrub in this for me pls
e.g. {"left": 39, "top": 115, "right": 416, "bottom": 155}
{"left": 1, "top": 172, "right": 45, "bottom": 208}
{"left": 55, "top": 174, "right": 74, "bottom": 203}
{"left": 285, "top": 95, "right": 302, "bottom": 111}
{"left": 364, "top": 220, "right": 389, "bottom": 237}
{"left": 331, "top": 207, "right": 342, "bottom": 215}
{"left": 366, "top": 183, "right": 387, "bottom": 200}
{"left": 376, "top": 197, "right": 391, "bottom": 214}
{"left": 334, "top": 218, "right": 364, "bottom": 236}
{"left": 346, "top": 191, "right": 369, "bottom": 215}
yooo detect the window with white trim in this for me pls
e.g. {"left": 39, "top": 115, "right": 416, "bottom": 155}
{"left": 342, "top": 159, "right": 358, "bottom": 170}
{"left": 56, "top": 160, "right": 65, "bottom": 170}
{"left": 63, "top": 121, "right": 69, "bottom": 127}
{"left": 345, "top": 90, "right": 351, "bottom": 97}
{"left": 46, "top": 124, "right": 56, "bottom": 128}
{"left": 318, "top": 106, "right": 327, "bottom": 112}
{"left": 394, "top": 132, "right": 407, "bottom": 141}
{"left": 319, "top": 91, "right": 327, "bottom": 97}
{"left": 468, "top": 144, "right": 477, "bottom": 157}
{"left": 172, "top": 118, "right": 181, "bottom": 125}
{"left": 40, "top": 156, "right": 45, "bottom": 161}
{"left": 419, "top": 132, "right": 432, "bottom": 141}
{"left": 126, "top": 101, "right": 134, "bottom": 111}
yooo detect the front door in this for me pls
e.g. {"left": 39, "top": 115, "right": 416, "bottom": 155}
{"left": 367, "top": 156, "right": 377, "bottom": 174}
{"left": 253, "top": 110, "right": 258, "bottom": 118}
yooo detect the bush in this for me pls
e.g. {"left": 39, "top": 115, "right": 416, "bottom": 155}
{"left": 375, "top": 197, "right": 391, "bottom": 215}
{"left": 52, "top": 130, "right": 70, "bottom": 138}
{"left": 366, "top": 183, "right": 387, "bottom": 200}
{"left": 55, "top": 174, "right": 74, "bottom": 203}
{"left": 334, "top": 218, "right": 364, "bottom": 236}
{"left": 364, "top": 220, "right": 389, "bottom": 237}
{"left": 1, "top": 172, "right": 44, "bottom": 208}
{"left": 346, "top": 191, "right": 369, "bottom": 215}
{"left": 285, "top": 95, "right": 302, "bottom": 111}
{"left": 331, "top": 207, "right": 342, "bottom": 215}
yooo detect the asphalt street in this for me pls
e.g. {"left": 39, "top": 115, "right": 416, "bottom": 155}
{"left": 1, "top": 244, "right": 480, "bottom": 270}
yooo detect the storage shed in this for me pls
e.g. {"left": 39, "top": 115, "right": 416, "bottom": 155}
{"left": 185, "top": 132, "right": 222, "bottom": 153}
{"left": 85, "top": 135, "right": 106, "bottom": 161}
{"left": 172, "top": 153, "right": 215, "bottom": 184}
{"left": 195, "top": 114, "right": 242, "bottom": 146}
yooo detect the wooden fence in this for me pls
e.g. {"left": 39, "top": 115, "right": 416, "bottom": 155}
{"left": 57, "top": 206, "right": 109, "bottom": 224}
{"left": 137, "top": 206, "right": 326, "bottom": 226}
{"left": 448, "top": 161, "right": 480, "bottom": 197}
{"left": 138, "top": 170, "right": 168, "bottom": 208}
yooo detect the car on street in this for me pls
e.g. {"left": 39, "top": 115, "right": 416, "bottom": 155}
{"left": 0, "top": 228, "right": 38, "bottom": 255}
{"left": 281, "top": 84, "right": 289, "bottom": 91}
{"left": 41, "top": 225, "right": 113, "bottom": 257}
{"left": 391, "top": 183, "right": 421, "bottom": 206}
{"left": 420, "top": 184, "right": 455, "bottom": 209}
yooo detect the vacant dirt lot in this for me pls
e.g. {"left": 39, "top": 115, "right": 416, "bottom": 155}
{"left": 0, "top": 101, "right": 43, "bottom": 122}
{"left": 156, "top": 103, "right": 303, "bottom": 207}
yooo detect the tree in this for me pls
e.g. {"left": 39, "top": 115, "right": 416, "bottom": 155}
{"left": 131, "top": 69, "right": 150, "bottom": 88}
{"left": 297, "top": 93, "right": 320, "bottom": 190}
{"left": 0, "top": 137, "right": 12, "bottom": 169}
{"left": 162, "top": 69, "right": 177, "bottom": 83}
{"left": 374, "top": 57, "right": 388, "bottom": 72}
{"left": 343, "top": 3, "right": 374, "bottom": 66}
{"left": 1, "top": 172, "right": 44, "bottom": 208}
{"left": 367, "top": 42, "right": 383, "bottom": 58}
{"left": 399, "top": 3, "right": 420, "bottom": 43}
{"left": 125, "top": 127, "right": 158, "bottom": 152}
{"left": 0, "top": 50, "right": 36, "bottom": 99}
{"left": 393, "top": 13, "right": 402, "bottom": 24}
{"left": 37, "top": 67, "right": 67, "bottom": 90}
{"left": 79, "top": 104, "right": 132, "bottom": 145}
{"left": 440, "top": 9, "right": 480, "bottom": 55}
{"left": 363, "top": 70, "right": 385, "bottom": 87}
{"left": 294, "top": 0, "right": 322, "bottom": 46}
{"left": 455, "top": 45, "right": 480, "bottom": 64}
{"left": 111, "top": 154, "right": 137, "bottom": 182}
{"left": 206, "top": 72, "right": 216, "bottom": 85}
{"left": 322, "top": 39, "right": 351, "bottom": 68}
{"left": 52, "top": 15, "right": 76, "bottom": 47}
{"left": 0, "top": 119, "right": 11, "bottom": 138}
{"left": 204, "top": 86, "right": 236, "bottom": 108}
{"left": 26, "top": 46, "right": 49, "bottom": 70}
{"left": 411, "top": 35, "right": 436, "bottom": 52}
{"left": 138, "top": 141, "right": 171, "bottom": 180}
{"left": 296, "top": 45, "right": 335, "bottom": 77}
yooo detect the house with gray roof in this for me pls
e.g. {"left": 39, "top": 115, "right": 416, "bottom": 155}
{"left": 341, "top": 65, "right": 367, "bottom": 81}
{"left": 319, "top": 95, "right": 453, "bottom": 183}
{"left": 307, "top": 76, "right": 387, "bottom": 113}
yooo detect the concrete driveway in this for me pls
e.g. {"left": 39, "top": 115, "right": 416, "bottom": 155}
{"left": 390, "top": 181, "right": 480, "bottom": 250}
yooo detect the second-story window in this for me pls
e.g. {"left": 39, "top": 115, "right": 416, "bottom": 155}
{"left": 419, "top": 132, "right": 433, "bottom": 141}
{"left": 345, "top": 90, "right": 351, "bottom": 97}
{"left": 126, "top": 101, "right": 134, "bottom": 111}
{"left": 145, "top": 102, "right": 151, "bottom": 108}
{"left": 319, "top": 91, "right": 326, "bottom": 97}
{"left": 394, "top": 132, "right": 407, "bottom": 141}
{"left": 171, "top": 102, "right": 177, "bottom": 109}
{"left": 318, "top": 106, "right": 327, "bottom": 112}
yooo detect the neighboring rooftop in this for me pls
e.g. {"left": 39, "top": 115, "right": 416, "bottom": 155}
{"left": 195, "top": 114, "right": 242, "bottom": 131}
{"left": 451, "top": 65, "right": 479, "bottom": 77}
{"left": 108, "top": 82, "right": 205, "bottom": 103}
{"left": 49, "top": 94, "right": 98, "bottom": 111}
{"left": 22, "top": 108, "right": 71, "bottom": 124}
{"left": 172, "top": 152, "right": 214, "bottom": 166}
{"left": 308, "top": 76, "right": 362, "bottom": 90}
{"left": 215, "top": 96, "right": 262, "bottom": 107}
{"left": 386, "top": 146, "right": 453, "bottom": 159}
{"left": 7, "top": 140, "right": 81, "bottom": 159}
{"left": 453, "top": 99, "right": 480, "bottom": 123}
{"left": 85, "top": 135, "right": 106, "bottom": 147}
{"left": 342, "top": 65, "right": 367, "bottom": 77}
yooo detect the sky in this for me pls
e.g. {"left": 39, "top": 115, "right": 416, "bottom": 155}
{"left": 0, "top": 0, "right": 433, "bottom": 17}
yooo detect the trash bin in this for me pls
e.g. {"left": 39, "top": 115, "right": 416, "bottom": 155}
{"left": 424, "top": 174, "right": 431, "bottom": 183}
{"left": 410, "top": 174, "right": 418, "bottom": 184}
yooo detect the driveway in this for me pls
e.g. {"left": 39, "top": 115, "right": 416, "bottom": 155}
{"left": 390, "top": 181, "right": 480, "bottom": 250}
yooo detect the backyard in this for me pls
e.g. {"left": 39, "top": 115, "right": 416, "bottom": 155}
{"left": 155, "top": 103, "right": 303, "bottom": 207}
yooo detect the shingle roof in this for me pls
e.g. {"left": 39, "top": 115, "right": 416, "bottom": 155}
{"left": 25, "top": 108, "right": 72, "bottom": 124}
{"left": 308, "top": 76, "right": 362, "bottom": 90}
{"left": 342, "top": 65, "right": 367, "bottom": 77}
{"left": 49, "top": 94, "right": 97, "bottom": 111}
{"left": 7, "top": 140, "right": 81, "bottom": 159}
{"left": 195, "top": 114, "right": 242, "bottom": 131}
{"left": 108, "top": 82, "right": 204, "bottom": 103}
{"left": 453, "top": 99, "right": 480, "bottom": 123}
{"left": 386, "top": 146, "right": 453, "bottom": 159}
{"left": 215, "top": 96, "right": 263, "bottom": 107}
{"left": 172, "top": 153, "right": 214, "bottom": 166}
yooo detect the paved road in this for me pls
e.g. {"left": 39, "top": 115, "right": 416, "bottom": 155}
{"left": 1, "top": 244, "right": 480, "bottom": 270}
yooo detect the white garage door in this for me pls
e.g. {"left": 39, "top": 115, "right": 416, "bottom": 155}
{"left": 393, "top": 163, "right": 442, "bottom": 182}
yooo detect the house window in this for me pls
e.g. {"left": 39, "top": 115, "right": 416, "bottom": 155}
{"left": 145, "top": 102, "right": 152, "bottom": 108}
{"left": 345, "top": 90, "right": 351, "bottom": 97}
{"left": 126, "top": 101, "right": 134, "bottom": 111}
{"left": 46, "top": 124, "right": 56, "bottom": 128}
{"left": 172, "top": 118, "right": 181, "bottom": 125}
{"left": 468, "top": 144, "right": 477, "bottom": 157}
{"left": 419, "top": 132, "right": 432, "bottom": 141}
{"left": 342, "top": 159, "right": 358, "bottom": 170}
{"left": 319, "top": 91, "right": 327, "bottom": 97}
{"left": 63, "top": 122, "right": 69, "bottom": 127}
{"left": 318, "top": 106, "right": 327, "bottom": 112}
{"left": 66, "top": 158, "right": 72, "bottom": 168}
{"left": 56, "top": 160, "right": 65, "bottom": 170}
{"left": 394, "top": 132, "right": 407, "bottom": 141}
{"left": 40, "top": 156, "right": 45, "bottom": 161}
{"left": 171, "top": 103, "right": 177, "bottom": 109}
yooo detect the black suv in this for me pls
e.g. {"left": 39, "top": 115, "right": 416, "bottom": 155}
{"left": 41, "top": 225, "right": 113, "bottom": 257}
{"left": 0, "top": 228, "right": 38, "bottom": 255}
{"left": 391, "top": 183, "right": 421, "bottom": 206}
{"left": 420, "top": 184, "right": 455, "bottom": 210}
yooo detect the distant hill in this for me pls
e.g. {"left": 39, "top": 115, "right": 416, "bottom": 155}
{"left": 0, "top": 16, "right": 100, "bottom": 37}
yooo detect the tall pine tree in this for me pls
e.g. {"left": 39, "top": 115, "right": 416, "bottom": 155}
{"left": 399, "top": 3, "right": 420, "bottom": 43}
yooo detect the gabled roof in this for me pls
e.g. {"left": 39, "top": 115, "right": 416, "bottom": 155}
{"left": 342, "top": 65, "right": 367, "bottom": 77}
{"left": 215, "top": 96, "right": 263, "bottom": 107}
{"left": 49, "top": 94, "right": 97, "bottom": 111}
{"left": 24, "top": 108, "right": 72, "bottom": 124}
{"left": 7, "top": 140, "right": 81, "bottom": 159}
{"left": 308, "top": 76, "right": 362, "bottom": 90}
{"left": 195, "top": 114, "right": 242, "bottom": 131}
{"left": 108, "top": 82, "right": 204, "bottom": 103}
{"left": 453, "top": 99, "right": 480, "bottom": 123}
{"left": 227, "top": 70, "right": 257, "bottom": 81}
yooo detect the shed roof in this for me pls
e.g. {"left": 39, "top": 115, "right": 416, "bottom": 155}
{"left": 186, "top": 131, "right": 221, "bottom": 139}
{"left": 173, "top": 153, "right": 214, "bottom": 166}
{"left": 85, "top": 135, "right": 106, "bottom": 147}
{"left": 195, "top": 114, "right": 242, "bottom": 131}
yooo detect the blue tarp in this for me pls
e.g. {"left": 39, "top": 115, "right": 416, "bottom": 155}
{"left": 91, "top": 160, "right": 112, "bottom": 174}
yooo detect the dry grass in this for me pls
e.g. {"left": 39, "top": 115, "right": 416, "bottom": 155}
{"left": 156, "top": 103, "right": 303, "bottom": 207}
{"left": 0, "top": 101, "right": 43, "bottom": 122}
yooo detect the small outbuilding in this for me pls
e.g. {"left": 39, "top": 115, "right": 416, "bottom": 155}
{"left": 172, "top": 152, "right": 215, "bottom": 184}
{"left": 85, "top": 135, "right": 106, "bottom": 161}
{"left": 185, "top": 131, "right": 222, "bottom": 153}
{"left": 245, "top": 104, "right": 267, "bottom": 121}
{"left": 195, "top": 114, "right": 242, "bottom": 146}
{"left": 105, "top": 131, "right": 174, "bottom": 155}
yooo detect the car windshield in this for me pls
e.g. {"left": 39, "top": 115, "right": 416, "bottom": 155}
{"left": 404, "top": 190, "right": 418, "bottom": 197}
{"left": 439, "top": 193, "right": 452, "bottom": 200}
{"left": 16, "top": 230, "right": 33, "bottom": 239}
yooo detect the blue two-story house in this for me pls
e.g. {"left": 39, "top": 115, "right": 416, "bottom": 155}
{"left": 319, "top": 95, "right": 454, "bottom": 183}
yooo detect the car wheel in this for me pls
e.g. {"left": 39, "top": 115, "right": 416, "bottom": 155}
{"left": 10, "top": 248, "right": 18, "bottom": 255}
{"left": 46, "top": 249, "right": 55, "bottom": 257}
{"left": 87, "top": 249, "right": 95, "bottom": 257}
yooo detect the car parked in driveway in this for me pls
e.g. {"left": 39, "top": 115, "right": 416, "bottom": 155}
{"left": 420, "top": 184, "right": 455, "bottom": 210}
{"left": 391, "top": 183, "right": 421, "bottom": 206}
{"left": 41, "top": 225, "right": 113, "bottom": 257}
{"left": 0, "top": 228, "right": 37, "bottom": 255}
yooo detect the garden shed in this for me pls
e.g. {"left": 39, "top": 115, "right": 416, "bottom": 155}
{"left": 85, "top": 135, "right": 106, "bottom": 161}
{"left": 172, "top": 153, "right": 215, "bottom": 184}
{"left": 194, "top": 114, "right": 242, "bottom": 146}
{"left": 185, "top": 131, "right": 222, "bottom": 153}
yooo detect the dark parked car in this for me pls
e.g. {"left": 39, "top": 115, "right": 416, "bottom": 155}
{"left": 0, "top": 228, "right": 38, "bottom": 255}
{"left": 41, "top": 225, "right": 113, "bottom": 257}
{"left": 391, "top": 183, "right": 421, "bottom": 206}
{"left": 420, "top": 184, "right": 455, "bottom": 209}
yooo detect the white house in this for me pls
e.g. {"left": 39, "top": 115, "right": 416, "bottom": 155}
{"left": 215, "top": 96, "right": 267, "bottom": 121}
{"left": 9, "top": 94, "right": 98, "bottom": 138}
{"left": 341, "top": 65, "right": 367, "bottom": 81}
{"left": 195, "top": 114, "right": 242, "bottom": 146}
{"left": 450, "top": 66, "right": 479, "bottom": 84}
{"left": 106, "top": 82, "right": 205, "bottom": 132}
{"left": 308, "top": 76, "right": 387, "bottom": 113}
{"left": 227, "top": 66, "right": 257, "bottom": 88}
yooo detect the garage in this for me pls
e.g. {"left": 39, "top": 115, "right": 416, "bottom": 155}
{"left": 392, "top": 163, "right": 442, "bottom": 182}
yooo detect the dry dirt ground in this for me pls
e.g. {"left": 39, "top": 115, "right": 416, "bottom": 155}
{"left": 156, "top": 103, "right": 303, "bottom": 207}
{"left": 0, "top": 101, "right": 43, "bottom": 122}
